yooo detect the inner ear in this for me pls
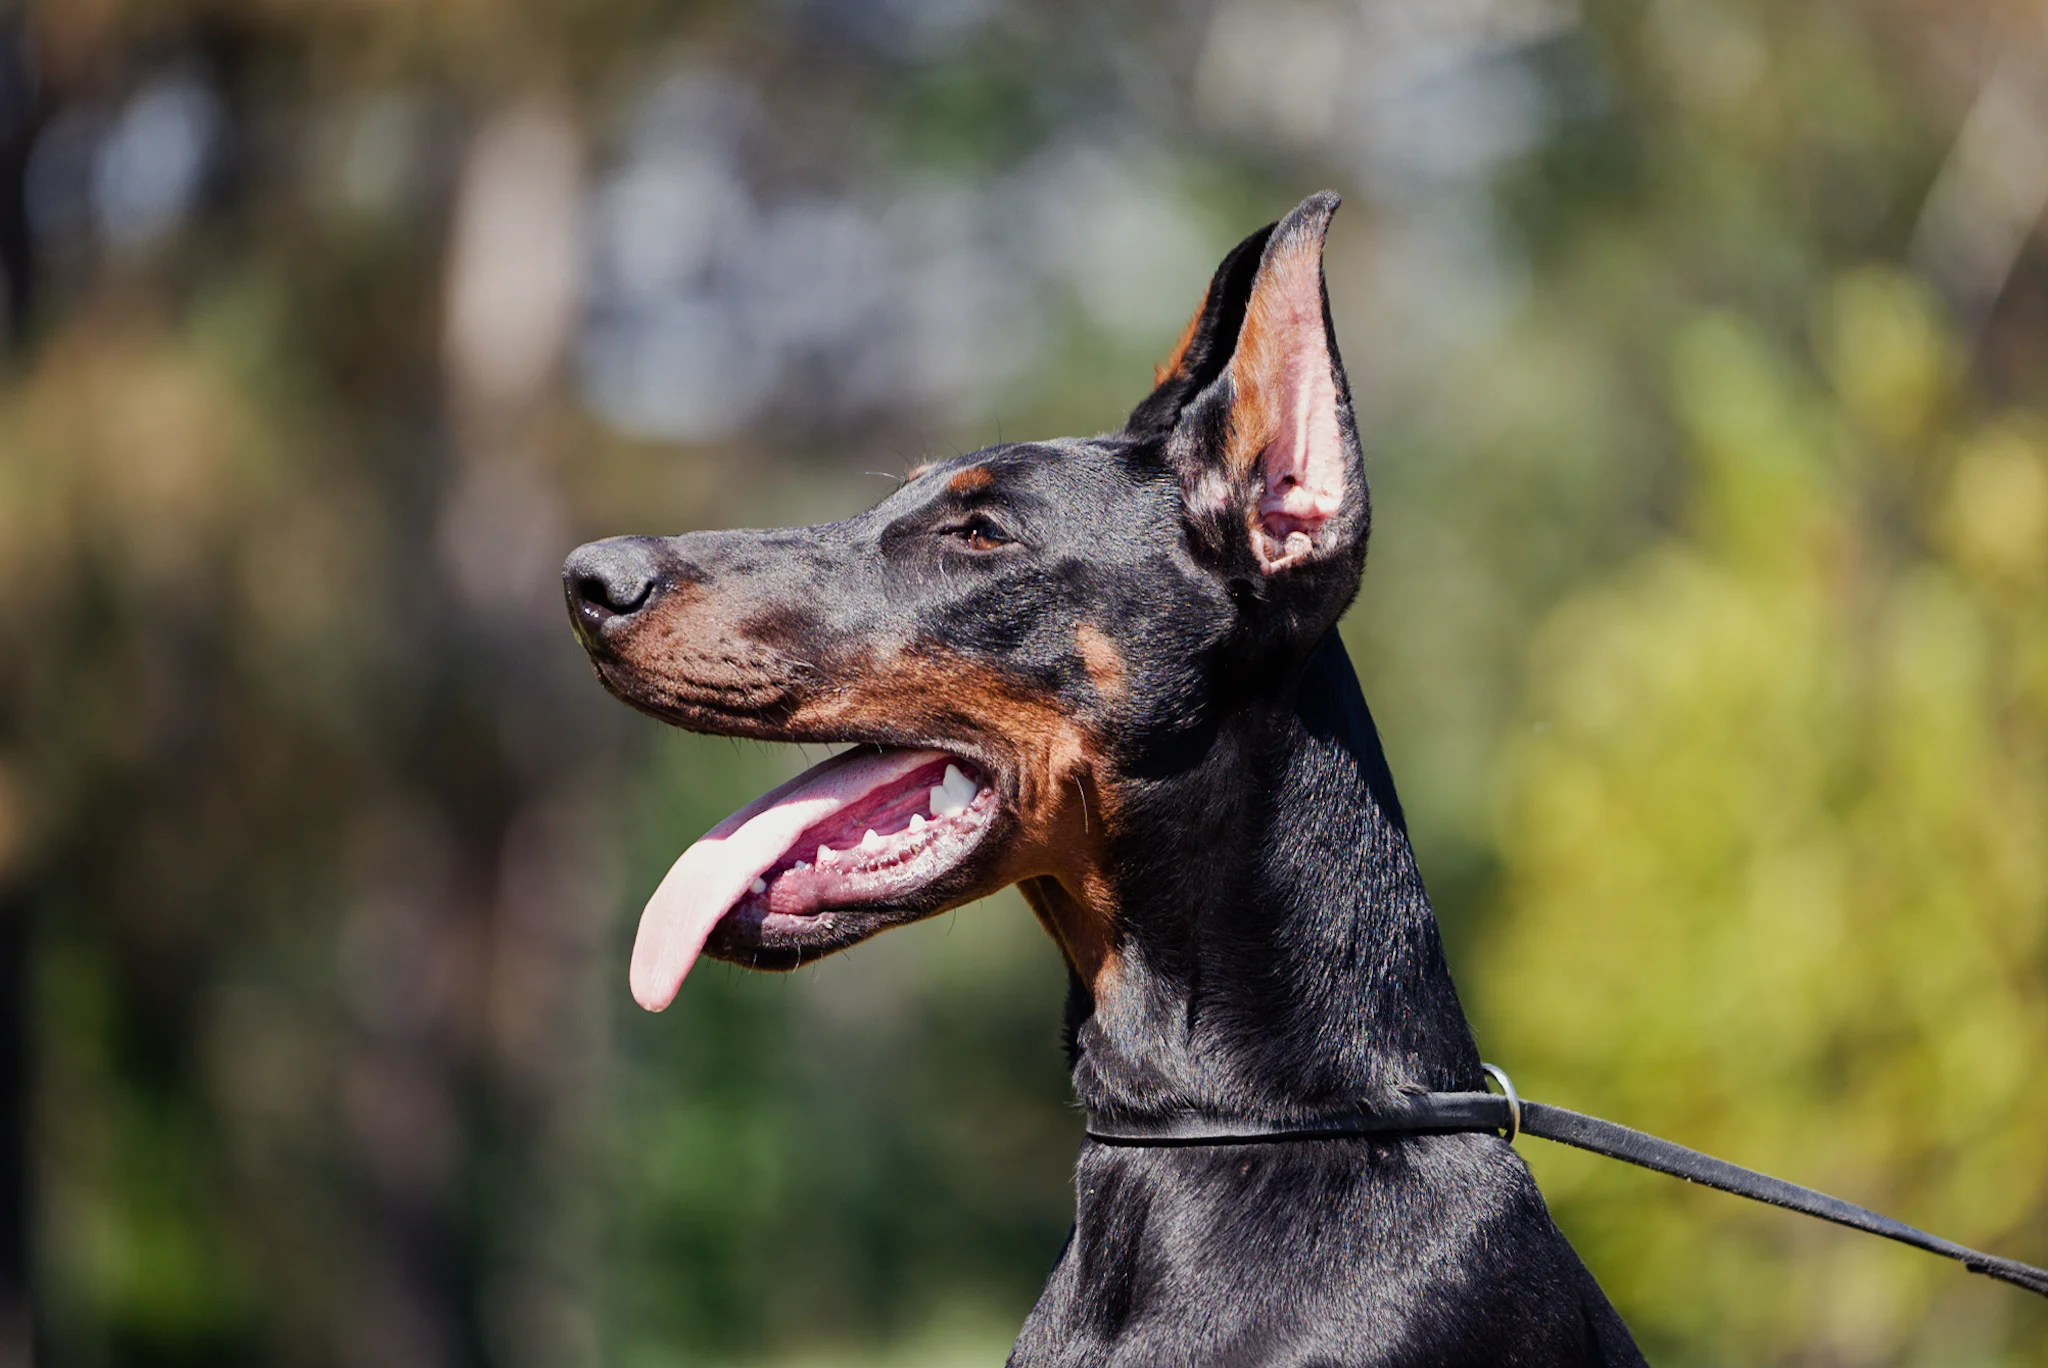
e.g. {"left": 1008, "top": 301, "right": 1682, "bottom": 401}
{"left": 1222, "top": 196, "right": 1352, "bottom": 574}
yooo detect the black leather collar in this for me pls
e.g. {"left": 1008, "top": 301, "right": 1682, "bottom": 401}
{"left": 1081, "top": 1066, "right": 2048, "bottom": 1301}
{"left": 1084, "top": 1089, "right": 1512, "bottom": 1147}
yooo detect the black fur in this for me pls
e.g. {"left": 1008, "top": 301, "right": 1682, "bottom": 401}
{"left": 565, "top": 194, "right": 1646, "bottom": 1365}
{"left": 1014, "top": 637, "right": 1641, "bottom": 1365}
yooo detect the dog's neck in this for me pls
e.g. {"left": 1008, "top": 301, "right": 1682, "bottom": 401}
{"left": 1067, "top": 633, "right": 1484, "bottom": 1119}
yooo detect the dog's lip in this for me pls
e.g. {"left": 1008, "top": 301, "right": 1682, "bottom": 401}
{"left": 582, "top": 656, "right": 991, "bottom": 767}
{"left": 628, "top": 744, "right": 1001, "bottom": 1011}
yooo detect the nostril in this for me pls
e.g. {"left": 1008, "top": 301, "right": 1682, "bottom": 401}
{"left": 564, "top": 539, "right": 662, "bottom": 628}
{"left": 575, "top": 567, "right": 651, "bottom": 615}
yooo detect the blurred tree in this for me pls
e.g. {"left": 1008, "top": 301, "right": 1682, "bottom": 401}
{"left": 1480, "top": 295, "right": 2048, "bottom": 1362}
{"left": 1454, "top": 4, "right": 2048, "bottom": 1363}
{"left": 3, "top": 0, "right": 2046, "bottom": 1366}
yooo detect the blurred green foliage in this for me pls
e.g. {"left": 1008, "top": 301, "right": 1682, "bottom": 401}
{"left": 2, "top": 0, "right": 2045, "bottom": 1365}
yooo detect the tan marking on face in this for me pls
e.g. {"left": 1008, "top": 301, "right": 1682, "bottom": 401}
{"left": 594, "top": 582, "right": 807, "bottom": 722}
{"left": 1223, "top": 232, "right": 1322, "bottom": 479}
{"left": 947, "top": 466, "right": 994, "bottom": 494}
{"left": 1074, "top": 623, "right": 1126, "bottom": 701}
{"left": 782, "top": 647, "right": 1123, "bottom": 993}
{"left": 601, "top": 584, "right": 1124, "bottom": 990}
{"left": 1153, "top": 280, "right": 1213, "bottom": 386}
{"left": 906, "top": 460, "right": 936, "bottom": 481}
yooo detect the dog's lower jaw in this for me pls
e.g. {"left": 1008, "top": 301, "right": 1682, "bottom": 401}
{"left": 1011, "top": 636, "right": 1647, "bottom": 1367}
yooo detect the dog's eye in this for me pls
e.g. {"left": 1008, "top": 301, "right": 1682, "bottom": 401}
{"left": 944, "top": 517, "right": 1012, "bottom": 553}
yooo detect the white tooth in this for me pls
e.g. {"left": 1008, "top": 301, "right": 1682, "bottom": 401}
{"left": 817, "top": 845, "right": 834, "bottom": 865}
{"left": 750, "top": 877, "right": 767, "bottom": 894}
{"left": 930, "top": 783, "right": 965, "bottom": 818}
{"left": 794, "top": 860, "right": 810, "bottom": 871}
{"left": 941, "top": 765, "right": 979, "bottom": 809}
{"left": 861, "top": 828, "right": 881, "bottom": 849}
{"left": 908, "top": 813, "right": 925, "bottom": 831}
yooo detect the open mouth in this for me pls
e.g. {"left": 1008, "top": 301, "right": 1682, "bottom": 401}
{"left": 630, "top": 747, "right": 999, "bottom": 1010}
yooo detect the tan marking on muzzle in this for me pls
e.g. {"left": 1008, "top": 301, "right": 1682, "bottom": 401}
{"left": 596, "top": 578, "right": 1124, "bottom": 989}
{"left": 784, "top": 647, "right": 1123, "bottom": 992}
{"left": 592, "top": 580, "right": 808, "bottom": 721}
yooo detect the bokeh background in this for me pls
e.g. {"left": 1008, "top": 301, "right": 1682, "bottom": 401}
{"left": 2, "top": 0, "right": 2046, "bottom": 1364}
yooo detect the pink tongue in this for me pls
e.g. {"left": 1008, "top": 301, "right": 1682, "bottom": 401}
{"left": 629, "top": 747, "right": 951, "bottom": 1011}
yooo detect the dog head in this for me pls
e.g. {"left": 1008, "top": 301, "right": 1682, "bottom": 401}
{"left": 565, "top": 191, "right": 1368, "bottom": 1008}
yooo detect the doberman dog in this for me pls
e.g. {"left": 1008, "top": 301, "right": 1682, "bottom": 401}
{"left": 564, "top": 192, "right": 1647, "bottom": 1365}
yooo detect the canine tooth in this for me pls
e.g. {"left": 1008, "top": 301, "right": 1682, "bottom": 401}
{"left": 861, "top": 828, "right": 880, "bottom": 849}
{"left": 908, "top": 813, "right": 925, "bottom": 831}
{"left": 751, "top": 877, "right": 767, "bottom": 894}
{"left": 817, "top": 845, "right": 834, "bottom": 865}
{"left": 930, "top": 783, "right": 965, "bottom": 818}
{"left": 940, "top": 764, "right": 979, "bottom": 810}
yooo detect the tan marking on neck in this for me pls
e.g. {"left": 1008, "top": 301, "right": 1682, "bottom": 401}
{"left": 1021, "top": 874, "right": 1118, "bottom": 995}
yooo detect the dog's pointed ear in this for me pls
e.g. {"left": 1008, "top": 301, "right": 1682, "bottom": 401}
{"left": 1135, "top": 192, "right": 1368, "bottom": 613}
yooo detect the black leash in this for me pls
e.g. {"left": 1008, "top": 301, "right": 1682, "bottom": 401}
{"left": 1083, "top": 1065, "right": 2048, "bottom": 1301}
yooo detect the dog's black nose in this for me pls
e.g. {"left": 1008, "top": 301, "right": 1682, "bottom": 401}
{"left": 564, "top": 537, "right": 662, "bottom": 634}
